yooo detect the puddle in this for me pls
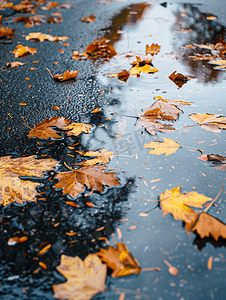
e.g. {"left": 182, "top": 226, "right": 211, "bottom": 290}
{"left": 1, "top": 1, "right": 226, "bottom": 300}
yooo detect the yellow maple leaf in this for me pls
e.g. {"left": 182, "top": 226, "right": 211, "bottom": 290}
{"left": 75, "top": 149, "right": 114, "bottom": 166}
{"left": 62, "top": 123, "right": 93, "bottom": 136}
{"left": 0, "top": 156, "right": 59, "bottom": 206}
{"left": 144, "top": 138, "right": 180, "bottom": 156}
{"left": 189, "top": 113, "right": 226, "bottom": 132}
{"left": 159, "top": 186, "right": 212, "bottom": 221}
{"left": 130, "top": 64, "right": 158, "bottom": 75}
{"left": 53, "top": 254, "right": 106, "bottom": 300}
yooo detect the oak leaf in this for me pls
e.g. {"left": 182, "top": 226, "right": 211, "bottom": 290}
{"left": 185, "top": 211, "right": 226, "bottom": 241}
{"left": 6, "top": 61, "right": 26, "bottom": 68}
{"left": 25, "top": 32, "right": 69, "bottom": 42}
{"left": 144, "top": 138, "right": 180, "bottom": 156}
{"left": 189, "top": 113, "right": 226, "bottom": 132}
{"left": 97, "top": 242, "right": 141, "bottom": 278}
{"left": 0, "top": 27, "right": 14, "bottom": 38}
{"left": 13, "top": 44, "right": 37, "bottom": 58}
{"left": 53, "top": 254, "right": 106, "bottom": 300}
{"left": 53, "top": 70, "right": 79, "bottom": 81}
{"left": 0, "top": 155, "right": 58, "bottom": 206}
{"left": 168, "top": 71, "right": 190, "bottom": 88}
{"left": 159, "top": 186, "right": 212, "bottom": 221}
{"left": 109, "top": 69, "right": 130, "bottom": 82}
{"left": 80, "top": 15, "right": 96, "bottom": 23}
{"left": 54, "top": 165, "right": 120, "bottom": 198}
{"left": 28, "top": 116, "right": 70, "bottom": 139}
{"left": 146, "top": 43, "right": 161, "bottom": 55}
{"left": 62, "top": 123, "right": 93, "bottom": 136}
{"left": 75, "top": 149, "right": 114, "bottom": 166}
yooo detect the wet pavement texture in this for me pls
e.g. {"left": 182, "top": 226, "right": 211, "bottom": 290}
{"left": 1, "top": 0, "right": 226, "bottom": 299}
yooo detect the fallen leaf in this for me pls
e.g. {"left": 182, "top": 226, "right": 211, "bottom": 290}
{"left": 146, "top": 43, "right": 161, "bottom": 55}
{"left": 138, "top": 117, "right": 174, "bottom": 135}
{"left": 189, "top": 54, "right": 215, "bottom": 61}
{"left": 80, "top": 14, "right": 96, "bottom": 23}
{"left": 198, "top": 153, "right": 226, "bottom": 170}
{"left": 110, "top": 69, "right": 130, "bottom": 82}
{"left": 189, "top": 113, "right": 226, "bottom": 132}
{"left": 11, "top": 0, "right": 34, "bottom": 12}
{"left": 13, "top": 44, "right": 37, "bottom": 58}
{"left": 130, "top": 64, "right": 158, "bottom": 75}
{"left": 0, "top": 155, "right": 58, "bottom": 206}
{"left": 209, "top": 59, "right": 226, "bottom": 69}
{"left": 59, "top": 3, "right": 75, "bottom": 9}
{"left": 97, "top": 242, "right": 141, "bottom": 278}
{"left": 53, "top": 70, "right": 79, "bottom": 81}
{"left": 144, "top": 138, "right": 180, "bottom": 156}
{"left": 0, "top": 27, "right": 14, "bottom": 38}
{"left": 25, "top": 32, "right": 69, "bottom": 42}
{"left": 75, "top": 149, "right": 114, "bottom": 166}
{"left": 168, "top": 71, "right": 190, "bottom": 88}
{"left": 85, "top": 38, "right": 117, "bottom": 59}
{"left": 54, "top": 165, "right": 120, "bottom": 198}
{"left": 62, "top": 123, "right": 93, "bottom": 136}
{"left": 159, "top": 186, "right": 212, "bottom": 221}
{"left": 40, "top": 1, "right": 58, "bottom": 10}
{"left": 12, "top": 15, "right": 46, "bottom": 27}
{"left": 46, "top": 16, "right": 63, "bottom": 23}
{"left": 185, "top": 211, "right": 226, "bottom": 240}
{"left": 53, "top": 254, "right": 106, "bottom": 300}
{"left": 6, "top": 61, "right": 26, "bottom": 68}
{"left": 28, "top": 116, "right": 70, "bottom": 139}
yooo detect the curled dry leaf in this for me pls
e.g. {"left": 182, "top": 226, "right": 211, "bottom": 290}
{"left": 0, "top": 27, "right": 14, "bottom": 38}
{"left": 146, "top": 43, "right": 161, "bottom": 55}
{"left": 80, "top": 14, "right": 96, "bottom": 23}
{"left": 54, "top": 164, "right": 120, "bottom": 198}
{"left": 28, "top": 116, "right": 70, "bottom": 139}
{"left": 53, "top": 254, "right": 106, "bottom": 300}
{"left": 144, "top": 138, "right": 180, "bottom": 156}
{"left": 97, "top": 242, "right": 141, "bottom": 278}
{"left": 185, "top": 211, "right": 226, "bottom": 241}
{"left": 6, "top": 61, "right": 26, "bottom": 68}
{"left": 53, "top": 70, "right": 79, "bottom": 81}
{"left": 189, "top": 113, "right": 226, "bottom": 133}
{"left": 168, "top": 71, "right": 191, "bottom": 88}
{"left": 159, "top": 186, "right": 212, "bottom": 221}
{"left": 13, "top": 44, "right": 37, "bottom": 58}
{"left": 11, "top": 0, "right": 34, "bottom": 12}
{"left": 62, "top": 123, "right": 93, "bottom": 136}
{"left": 110, "top": 69, "right": 130, "bottom": 82}
{"left": 25, "top": 32, "right": 69, "bottom": 42}
{"left": 209, "top": 59, "right": 226, "bottom": 69}
{"left": 75, "top": 149, "right": 114, "bottom": 166}
{"left": 189, "top": 54, "right": 215, "bottom": 61}
{"left": 0, "top": 155, "right": 58, "bottom": 206}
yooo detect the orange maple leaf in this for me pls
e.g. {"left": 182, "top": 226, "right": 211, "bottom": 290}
{"left": 13, "top": 44, "right": 37, "bottom": 58}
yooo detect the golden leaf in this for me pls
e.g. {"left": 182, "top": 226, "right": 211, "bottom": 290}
{"left": 6, "top": 61, "right": 26, "bottom": 68}
{"left": 209, "top": 59, "right": 226, "bottom": 69}
{"left": 0, "top": 27, "right": 14, "bottom": 38}
{"left": 159, "top": 187, "right": 212, "bottom": 221}
{"left": 54, "top": 165, "right": 120, "bottom": 198}
{"left": 80, "top": 15, "right": 96, "bottom": 23}
{"left": 62, "top": 123, "right": 93, "bottom": 136}
{"left": 52, "top": 70, "right": 79, "bottom": 81}
{"left": 130, "top": 64, "right": 158, "bottom": 75}
{"left": 144, "top": 138, "right": 180, "bottom": 156}
{"left": 97, "top": 242, "right": 141, "bottom": 278}
{"left": 0, "top": 155, "right": 58, "bottom": 206}
{"left": 28, "top": 116, "right": 71, "bottom": 139}
{"left": 25, "top": 32, "right": 69, "bottom": 42}
{"left": 146, "top": 43, "right": 161, "bottom": 55}
{"left": 189, "top": 113, "right": 226, "bottom": 132}
{"left": 75, "top": 149, "right": 114, "bottom": 166}
{"left": 13, "top": 44, "right": 37, "bottom": 58}
{"left": 53, "top": 254, "right": 106, "bottom": 300}
{"left": 40, "top": 1, "right": 58, "bottom": 10}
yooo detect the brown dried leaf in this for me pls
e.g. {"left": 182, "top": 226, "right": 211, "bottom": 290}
{"left": 85, "top": 38, "right": 117, "bottom": 59}
{"left": 13, "top": 44, "right": 37, "bottom": 58}
{"left": 110, "top": 69, "right": 130, "bottom": 82}
{"left": 160, "top": 186, "right": 212, "bottom": 221}
{"left": 146, "top": 43, "right": 161, "bottom": 55}
{"left": 40, "top": 1, "right": 58, "bottom": 10}
{"left": 0, "top": 26, "right": 14, "bottom": 38}
{"left": 46, "top": 16, "right": 62, "bottom": 23}
{"left": 97, "top": 242, "right": 141, "bottom": 278}
{"left": 12, "top": 15, "right": 46, "bottom": 27}
{"left": 53, "top": 254, "right": 106, "bottom": 300}
{"left": 185, "top": 211, "right": 226, "bottom": 241}
{"left": 0, "top": 155, "right": 58, "bottom": 206}
{"left": 54, "top": 165, "right": 120, "bottom": 198}
{"left": 6, "top": 61, "right": 26, "bottom": 68}
{"left": 28, "top": 116, "right": 70, "bottom": 139}
{"left": 11, "top": 0, "right": 34, "bottom": 12}
{"left": 189, "top": 54, "right": 215, "bottom": 61}
{"left": 198, "top": 153, "right": 226, "bottom": 170}
{"left": 80, "top": 14, "right": 96, "bottom": 23}
{"left": 209, "top": 59, "right": 226, "bottom": 69}
{"left": 53, "top": 70, "right": 79, "bottom": 81}
{"left": 25, "top": 32, "right": 69, "bottom": 42}
{"left": 62, "top": 123, "right": 93, "bottom": 136}
{"left": 138, "top": 117, "right": 174, "bottom": 135}
{"left": 189, "top": 113, "right": 226, "bottom": 132}
{"left": 168, "top": 71, "right": 190, "bottom": 88}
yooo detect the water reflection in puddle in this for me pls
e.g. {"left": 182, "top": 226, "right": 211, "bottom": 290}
{"left": 90, "top": 2, "right": 226, "bottom": 299}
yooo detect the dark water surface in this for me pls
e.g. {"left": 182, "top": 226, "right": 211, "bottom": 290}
{"left": 1, "top": 0, "right": 226, "bottom": 299}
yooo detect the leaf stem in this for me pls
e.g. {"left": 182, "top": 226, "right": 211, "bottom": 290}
{"left": 63, "top": 162, "right": 76, "bottom": 171}
{"left": 112, "top": 112, "right": 139, "bottom": 119}
{"left": 46, "top": 67, "right": 53, "bottom": 78}
{"left": 204, "top": 184, "right": 224, "bottom": 213}
{"left": 22, "top": 116, "right": 33, "bottom": 130}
